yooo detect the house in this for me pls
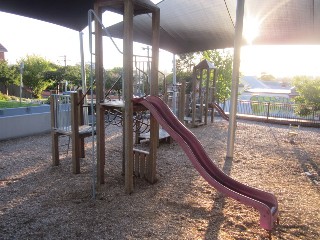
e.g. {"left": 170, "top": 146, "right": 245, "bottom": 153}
{"left": 0, "top": 43, "right": 8, "bottom": 60}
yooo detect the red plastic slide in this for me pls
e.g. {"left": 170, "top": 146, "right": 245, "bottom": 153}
{"left": 133, "top": 96, "right": 278, "bottom": 230}
{"left": 211, "top": 102, "right": 229, "bottom": 121}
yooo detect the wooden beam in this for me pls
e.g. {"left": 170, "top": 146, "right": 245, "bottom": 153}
{"left": 147, "top": 8, "right": 160, "bottom": 183}
{"left": 178, "top": 79, "right": 186, "bottom": 122}
{"left": 191, "top": 68, "right": 197, "bottom": 127}
{"left": 71, "top": 92, "right": 80, "bottom": 174}
{"left": 94, "top": 2, "right": 106, "bottom": 185}
{"left": 50, "top": 92, "right": 59, "bottom": 166}
{"left": 204, "top": 69, "right": 210, "bottom": 125}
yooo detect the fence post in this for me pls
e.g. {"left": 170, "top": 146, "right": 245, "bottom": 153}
{"left": 266, "top": 102, "right": 270, "bottom": 121}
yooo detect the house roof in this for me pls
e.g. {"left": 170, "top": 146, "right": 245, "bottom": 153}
{"left": 0, "top": 43, "right": 7, "bottom": 52}
{"left": 0, "top": 0, "right": 320, "bottom": 54}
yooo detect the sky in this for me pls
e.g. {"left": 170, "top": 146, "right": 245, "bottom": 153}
{"left": 1, "top": 10, "right": 320, "bottom": 78}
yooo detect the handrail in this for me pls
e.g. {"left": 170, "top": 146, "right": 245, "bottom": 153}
{"left": 105, "top": 75, "right": 122, "bottom": 99}
{"left": 88, "top": 9, "right": 123, "bottom": 55}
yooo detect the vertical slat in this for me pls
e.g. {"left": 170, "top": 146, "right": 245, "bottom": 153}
{"left": 134, "top": 151, "right": 139, "bottom": 177}
{"left": 135, "top": 114, "right": 141, "bottom": 144}
{"left": 139, "top": 153, "right": 146, "bottom": 178}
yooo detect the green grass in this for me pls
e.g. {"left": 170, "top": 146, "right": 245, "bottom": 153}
{"left": 0, "top": 100, "right": 39, "bottom": 109}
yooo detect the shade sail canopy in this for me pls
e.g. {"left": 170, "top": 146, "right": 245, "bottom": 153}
{"left": 0, "top": 0, "right": 93, "bottom": 31}
{"left": 106, "top": 0, "right": 320, "bottom": 54}
{"left": 1, "top": 0, "right": 320, "bottom": 54}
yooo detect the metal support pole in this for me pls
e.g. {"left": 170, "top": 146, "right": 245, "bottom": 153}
{"left": 79, "top": 32, "right": 87, "bottom": 99}
{"left": 19, "top": 62, "right": 24, "bottom": 104}
{"left": 123, "top": 0, "right": 134, "bottom": 193}
{"left": 226, "top": 0, "right": 245, "bottom": 159}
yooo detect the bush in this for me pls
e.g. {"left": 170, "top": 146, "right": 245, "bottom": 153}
{"left": 0, "top": 92, "right": 10, "bottom": 101}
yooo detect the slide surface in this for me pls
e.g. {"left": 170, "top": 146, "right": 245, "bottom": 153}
{"left": 133, "top": 96, "right": 278, "bottom": 230}
{"left": 210, "top": 102, "right": 229, "bottom": 121}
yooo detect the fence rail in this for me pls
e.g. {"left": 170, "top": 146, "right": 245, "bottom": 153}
{"left": 222, "top": 100, "right": 320, "bottom": 127}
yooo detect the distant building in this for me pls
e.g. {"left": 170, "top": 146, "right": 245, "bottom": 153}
{"left": 0, "top": 43, "right": 8, "bottom": 60}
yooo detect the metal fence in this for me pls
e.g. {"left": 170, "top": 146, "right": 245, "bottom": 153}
{"left": 222, "top": 100, "right": 320, "bottom": 127}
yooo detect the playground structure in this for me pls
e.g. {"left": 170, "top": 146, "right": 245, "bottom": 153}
{"left": 49, "top": 0, "right": 278, "bottom": 232}
{"left": 183, "top": 59, "right": 218, "bottom": 127}
{"left": 89, "top": 0, "right": 161, "bottom": 195}
{"left": 50, "top": 90, "right": 93, "bottom": 174}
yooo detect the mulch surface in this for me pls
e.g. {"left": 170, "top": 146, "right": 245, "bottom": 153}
{"left": 0, "top": 119, "right": 319, "bottom": 239}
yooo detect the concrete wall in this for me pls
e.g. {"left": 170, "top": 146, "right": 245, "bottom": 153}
{"left": 0, "top": 105, "right": 50, "bottom": 117}
{"left": 0, "top": 112, "right": 51, "bottom": 140}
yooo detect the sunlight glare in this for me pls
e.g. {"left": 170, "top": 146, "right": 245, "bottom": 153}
{"left": 243, "top": 16, "right": 260, "bottom": 44}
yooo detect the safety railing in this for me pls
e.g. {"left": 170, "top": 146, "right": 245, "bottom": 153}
{"left": 52, "top": 94, "right": 72, "bottom": 132}
{"left": 221, "top": 100, "right": 320, "bottom": 127}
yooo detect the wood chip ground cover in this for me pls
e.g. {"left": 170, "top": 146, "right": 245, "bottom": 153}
{"left": 0, "top": 119, "right": 319, "bottom": 239}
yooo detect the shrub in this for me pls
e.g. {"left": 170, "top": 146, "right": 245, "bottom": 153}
{"left": 0, "top": 92, "right": 10, "bottom": 101}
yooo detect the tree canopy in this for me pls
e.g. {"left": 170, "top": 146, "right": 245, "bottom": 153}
{"left": 293, "top": 76, "right": 320, "bottom": 115}
{"left": 20, "top": 55, "right": 55, "bottom": 98}
{"left": 202, "top": 49, "right": 233, "bottom": 102}
{"left": 0, "top": 60, "right": 19, "bottom": 95}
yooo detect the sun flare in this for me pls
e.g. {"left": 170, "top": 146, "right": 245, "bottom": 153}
{"left": 243, "top": 16, "right": 260, "bottom": 44}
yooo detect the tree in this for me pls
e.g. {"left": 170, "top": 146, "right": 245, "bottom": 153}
{"left": 176, "top": 52, "right": 200, "bottom": 73}
{"left": 292, "top": 76, "right": 320, "bottom": 116}
{"left": 260, "top": 74, "right": 276, "bottom": 81}
{"left": 202, "top": 49, "right": 233, "bottom": 102}
{"left": 104, "top": 67, "right": 123, "bottom": 97}
{"left": 0, "top": 60, "right": 19, "bottom": 95}
{"left": 166, "top": 71, "right": 193, "bottom": 93}
{"left": 63, "top": 65, "right": 82, "bottom": 89}
{"left": 20, "top": 55, "right": 55, "bottom": 98}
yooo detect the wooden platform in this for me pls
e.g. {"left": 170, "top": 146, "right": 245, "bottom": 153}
{"left": 138, "top": 128, "right": 172, "bottom": 143}
{"left": 184, "top": 117, "right": 205, "bottom": 127}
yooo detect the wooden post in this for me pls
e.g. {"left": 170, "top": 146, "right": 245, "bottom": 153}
{"left": 123, "top": 0, "right": 134, "bottom": 193}
{"left": 94, "top": 2, "right": 105, "bottom": 185}
{"left": 71, "top": 92, "right": 80, "bottom": 174}
{"left": 211, "top": 69, "right": 218, "bottom": 123}
{"left": 179, "top": 79, "right": 186, "bottom": 122}
{"left": 191, "top": 68, "right": 197, "bottom": 127}
{"left": 146, "top": 8, "right": 160, "bottom": 183}
{"left": 50, "top": 92, "right": 59, "bottom": 166}
{"left": 77, "top": 90, "right": 85, "bottom": 158}
{"left": 204, "top": 69, "right": 210, "bottom": 125}
{"left": 163, "top": 75, "right": 167, "bottom": 104}
{"left": 199, "top": 69, "right": 204, "bottom": 124}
